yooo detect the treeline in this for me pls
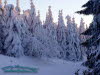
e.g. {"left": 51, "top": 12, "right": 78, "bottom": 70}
{"left": 0, "top": 0, "right": 87, "bottom": 61}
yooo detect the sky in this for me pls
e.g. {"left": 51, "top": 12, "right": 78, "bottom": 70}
{"left": 3, "top": 0, "right": 93, "bottom": 27}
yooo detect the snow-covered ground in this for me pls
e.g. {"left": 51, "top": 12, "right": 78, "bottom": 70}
{"left": 0, "top": 54, "right": 86, "bottom": 75}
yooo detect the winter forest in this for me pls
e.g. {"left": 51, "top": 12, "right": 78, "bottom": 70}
{"left": 0, "top": 0, "right": 100, "bottom": 75}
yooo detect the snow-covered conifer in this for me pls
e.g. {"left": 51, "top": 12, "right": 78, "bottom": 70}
{"left": 57, "top": 10, "right": 67, "bottom": 58}
{"left": 44, "top": 6, "right": 57, "bottom": 40}
{"left": 79, "top": 18, "right": 86, "bottom": 40}
{"left": 44, "top": 6, "right": 53, "bottom": 27}
{"left": 33, "top": 10, "right": 62, "bottom": 58}
{"left": 27, "top": 0, "right": 37, "bottom": 34}
{"left": 0, "top": 4, "right": 4, "bottom": 54}
{"left": 66, "top": 15, "right": 82, "bottom": 61}
{"left": 34, "top": 11, "right": 43, "bottom": 37}
{"left": 3, "top": 4, "right": 24, "bottom": 57}
{"left": 4, "top": 0, "right": 7, "bottom": 7}
{"left": 79, "top": 18, "right": 87, "bottom": 55}
{"left": 15, "top": 0, "right": 20, "bottom": 15}
{"left": 77, "top": 0, "right": 100, "bottom": 74}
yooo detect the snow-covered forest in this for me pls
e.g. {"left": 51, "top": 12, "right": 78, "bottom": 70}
{"left": 0, "top": 0, "right": 99, "bottom": 75}
{"left": 0, "top": 0, "right": 87, "bottom": 60}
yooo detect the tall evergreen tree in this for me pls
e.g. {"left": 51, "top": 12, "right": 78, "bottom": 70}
{"left": 44, "top": 6, "right": 53, "bottom": 27}
{"left": 4, "top": 0, "right": 7, "bottom": 7}
{"left": 43, "top": 6, "right": 63, "bottom": 58}
{"left": 44, "top": 6, "right": 57, "bottom": 41}
{"left": 34, "top": 11, "right": 43, "bottom": 37}
{"left": 3, "top": 4, "right": 24, "bottom": 57}
{"left": 77, "top": 0, "right": 100, "bottom": 74}
{"left": 28, "top": 0, "right": 37, "bottom": 34}
{"left": 57, "top": 10, "right": 67, "bottom": 58}
{"left": 79, "top": 18, "right": 86, "bottom": 36}
{"left": 79, "top": 18, "right": 87, "bottom": 55}
{"left": 15, "top": 0, "right": 20, "bottom": 15}
{"left": 66, "top": 15, "right": 82, "bottom": 61}
{"left": 0, "top": 3, "right": 5, "bottom": 54}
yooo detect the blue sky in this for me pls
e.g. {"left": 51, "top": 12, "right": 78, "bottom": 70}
{"left": 3, "top": 0, "right": 93, "bottom": 26}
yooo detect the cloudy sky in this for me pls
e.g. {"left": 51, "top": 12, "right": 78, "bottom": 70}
{"left": 3, "top": 0, "right": 93, "bottom": 26}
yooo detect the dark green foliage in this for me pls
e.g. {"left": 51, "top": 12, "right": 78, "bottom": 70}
{"left": 77, "top": 0, "right": 100, "bottom": 15}
{"left": 77, "top": 0, "right": 100, "bottom": 75}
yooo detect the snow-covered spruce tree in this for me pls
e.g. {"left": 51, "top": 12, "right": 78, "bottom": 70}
{"left": 79, "top": 18, "right": 87, "bottom": 55}
{"left": 22, "top": 3, "right": 47, "bottom": 58}
{"left": 23, "top": 7, "right": 58, "bottom": 58}
{"left": 44, "top": 6, "right": 57, "bottom": 40}
{"left": 4, "top": 0, "right": 7, "bottom": 7}
{"left": 66, "top": 15, "right": 82, "bottom": 61}
{"left": 71, "top": 17, "right": 83, "bottom": 60}
{"left": 0, "top": 2, "right": 5, "bottom": 54}
{"left": 22, "top": 11, "right": 34, "bottom": 54}
{"left": 42, "top": 6, "right": 63, "bottom": 58}
{"left": 0, "top": 2, "right": 2, "bottom": 52}
{"left": 10, "top": 1, "right": 32, "bottom": 57}
{"left": 15, "top": 12, "right": 44, "bottom": 58}
{"left": 34, "top": 11, "right": 42, "bottom": 36}
{"left": 15, "top": 0, "right": 21, "bottom": 15}
{"left": 22, "top": 4, "right": 49, "bottom": 57}
{"left": 77, "top": 0, "right": 100, "bottom": 74}
{"left": 27, "top": 0, "right": 37, "bottom": 34}
{"left": 33, "top": 10, "right": 62, "bottom": 58}
{"left": 23, "top": 9, "right": 30, "bottom": 31}
{"left": 15, "top": 16, "right": 31, "bottom": 57}
{"left": 3, "top": 4, "right": 24, "bottom": 57}
{"left": 24, "top": 11, "right": 48, "bottom": 58}
{"left": 79, "top": 18, "right": 86, "bottom": 40}
{"left": 56, "top": 10, "right": 67, "bottom": 58}
{"left": 22, "top": 1, "right": 45, "bottom": 58}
